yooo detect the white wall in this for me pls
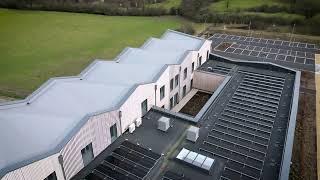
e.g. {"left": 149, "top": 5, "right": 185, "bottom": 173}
{"left": 120, "top": 83, "right": 155, "bottom": 132}
{"left": 193, "top": 70, "right": 226, "bottom": 92}
{"left": 60, "top": 110, "right": 120, "bottom": 180}
{"left": 2, "top": 154, "right": 64, "bottom": 180}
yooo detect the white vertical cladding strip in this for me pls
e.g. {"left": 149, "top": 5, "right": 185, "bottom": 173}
{"left": 120, "top": 83, "right": 155, "bottom": 132}
{"left": 155, "top": 67, "right": 171, "bottom": 108}
{"left": 60, "top": 110, "right": 119, "bottom": 180}
{"left": 168, "top": 65, "right": 181, "bottom": 102}
{"left": 179, "top": 51, "right": 195, "bottom": 98}
{"left": 198, "top": 40, "right": 212, "bottom": 63}
{"left": 2, "top": 154, "right": 64, "bottom": 180}
{"left": 193, "top": 70, "right": 226, "bottom": 92}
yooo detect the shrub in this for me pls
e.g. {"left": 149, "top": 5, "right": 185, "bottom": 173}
{"left": 175, "top": 23, "right": 195, "bottom": 35}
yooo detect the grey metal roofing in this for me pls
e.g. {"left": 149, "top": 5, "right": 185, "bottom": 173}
{"left": 0, "top": 29, "right": 206, "bottom": 178}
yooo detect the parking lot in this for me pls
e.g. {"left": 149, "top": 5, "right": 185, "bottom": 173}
{"left": 210, "top": 33, "right": 319, "bottom": 72}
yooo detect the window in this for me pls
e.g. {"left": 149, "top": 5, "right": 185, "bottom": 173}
{"left": 44, "top": 172, "right": 57, "bottom": 180}
{"left": 141, "top": 99, "right": 148, "bottom": 116}
{"left": 174, "top": 93, "right": 179, "bottom": 105}
{"left": 175, "top": 75, "right": 179, "bottom": 87}
{"left": 184, "top": 68, "right": 188, "bottom": 80}
{"left": 170, "top": 78, "right": 174, "bottom": 91}
{"left": 190, "top": 79, "right": 193, "bottom": 89}
{"left": 183, "top": 85, "right": 187, "bottom": 97}
{"left": 81, "top": 143, "right": 94, "bottom": 166}
{"left": 206, "top": 50, "right": 209, "bottom": 60}
{"left": 192, "top": 62, "right": 195, "bottom": 72}
{"left": 160, "top": 85, "right": 165, "bottom": 100}
{"left": 199, "top": 56, "right": 202, "bottom": 66}
{"left": 170, "top": 97, "right": 174, "bottom": 109}
{"left": 110, "top": 124, "right": 117, "bottom": 142}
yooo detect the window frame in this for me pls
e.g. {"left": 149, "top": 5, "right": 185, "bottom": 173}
{"left": 184, "top": 68, "right": 188, "bottom": 80}
{"left": 160, "top": 85, "right": 165, "bottom": 100}
{"left": 175, "top": 74, "right": 179, "bottom": 87}
{"left": 170, "top": 78, "right": 174, "bottom": 91}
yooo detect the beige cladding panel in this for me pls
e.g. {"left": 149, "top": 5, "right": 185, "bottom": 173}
{"left": 2, "top": 154, "right": 64, "bottom": 180}
{"left": 60, "top": 110, "right": 120, "bottom": 179}
{"left": 193, "top": 71, "right": 225, "bottom": 92}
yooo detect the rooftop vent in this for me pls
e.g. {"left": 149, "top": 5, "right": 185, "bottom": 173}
{"left": 176, "top": 148, "right": 215, "bottom": 174}
{"left": 186, "top": 126, "right": 199, "bottom": 142}
{"left": 129, "top": 123, "right": 135, "bottom": 133}
{"left": 158, "top": 116, "right": 170, "bottom": 132}
{"left": 135, "top": 118, "right": 142, "bottom": 127}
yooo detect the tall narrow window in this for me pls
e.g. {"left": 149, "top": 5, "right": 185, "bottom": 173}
{"left": 44, "top": 172, "right": 57, "bottom": 180}
{"left": 170, "top": 78, "right": 174, "bottom": 91}
{"left": 174, "top": 93, "right": 179, "bottom": 105}
{"left": 184, "top": 68, "right": 188, "bottom": 80}
{"left": 206, "top": 50, "right": 209, "bottom": 60}
{"left": 175, "top": 75, "right": 179, "bottom": 87}
{"left": 81, "top": 143, "right": 94, "bottom": 166}
{"left": 170, "top": 97, "right": 174, "bottom": 109}
{"left": 110, "top": 123, "right": 117, "bottom": 142}
{"left": 183, "top": 85, "right": 187, "bottom": 97}
{"left": 199, "top": 56, "right": 202, "bottom": 66}
{"left": 192, "top": 62, "right": 195, "bottom": 72}
{"left": 190, "top": 79, "right": 193, "bottom": 89}
{"left": 160, "top": 85, "right": 165, "bottom": 100}
{"left": 141, "top": 99, "right": 148, "bottom": 116}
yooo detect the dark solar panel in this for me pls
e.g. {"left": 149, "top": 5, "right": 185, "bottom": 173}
{"left": 84, "top": 172, "right": 104, "bottom": 180}
{"left": 121, "top": 141, "right": 161, "bottom": 160}
{"left": 83, "top": 141, "right": 161, "bottom": 180}
{"left": 195, "top": 59, "right": 295, "bottom": 180}
{"left": 163, "top": 171, "right": 191, "bottom": 180}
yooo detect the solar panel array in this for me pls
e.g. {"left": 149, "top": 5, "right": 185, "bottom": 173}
{"left": 84, "top": 141, "right": 161, "bottom": 180}
{"left": 162, "top": 171, "right": 191, "bottom": 180}
{"left": 197, "top": 61, "right": 294, "bottom": 180}
{"left": 210, "top": 33, "right": 319, "bottom": 71}
{"left": 212, "top": 33, "right": 319, "bottom": 50}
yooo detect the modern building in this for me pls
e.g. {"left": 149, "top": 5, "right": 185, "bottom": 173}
{"left": 0, "top": 30, "right": 212, "bottom": 180}
{"left": 73, "top": 54, "right": 301, "bottom": 180}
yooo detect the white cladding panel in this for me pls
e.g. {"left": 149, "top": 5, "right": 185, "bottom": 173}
{"left": 2, "top": 154, "right": 64, "bottom": 180}
{"left": 60, "top": 110, "right": 120, "bottom": 179}
{"left": 120, "top": 83, "right": 155, "bottom": 133}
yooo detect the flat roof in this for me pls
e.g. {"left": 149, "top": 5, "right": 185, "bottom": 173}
{"left": 82, "top": 61, "right": 165, "bottom": 85}
{"left": 74, "top": 55, "right": 299, "bottom": 180}
{"left": 210, "top": 33, "right": 319, "bottom": 72}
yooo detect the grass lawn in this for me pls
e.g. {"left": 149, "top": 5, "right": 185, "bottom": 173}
{"left": 209, "top": 0, "right": 287, "bottom": 12}
{"left": 147, "top": 0, "right": 182, "bottom": 10}
{"left": 0, "top": 8, "right": 194, "bottom": 98}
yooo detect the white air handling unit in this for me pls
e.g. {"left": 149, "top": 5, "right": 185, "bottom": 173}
{"left": 129, "top": 123, "right": 135, "bottom": 133}
{"left": 135, "top": 118, "right": 142, "bottom": 127}
{"left": 158, "top": 116, "right": 170, "bottom": 132}
{"left": 186, "top": 126, "right": 199, "bottom": 142}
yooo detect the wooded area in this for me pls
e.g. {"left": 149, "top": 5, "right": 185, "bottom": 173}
{"left": 0, "top": 0, "right": 320, "bottom": 34}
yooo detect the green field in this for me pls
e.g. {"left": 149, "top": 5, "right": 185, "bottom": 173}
{"left": 0, "top": 9, "right": 195, "bottom": 98}
{"left": 209, "top": 0, "right": 287, "bottom": 12}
